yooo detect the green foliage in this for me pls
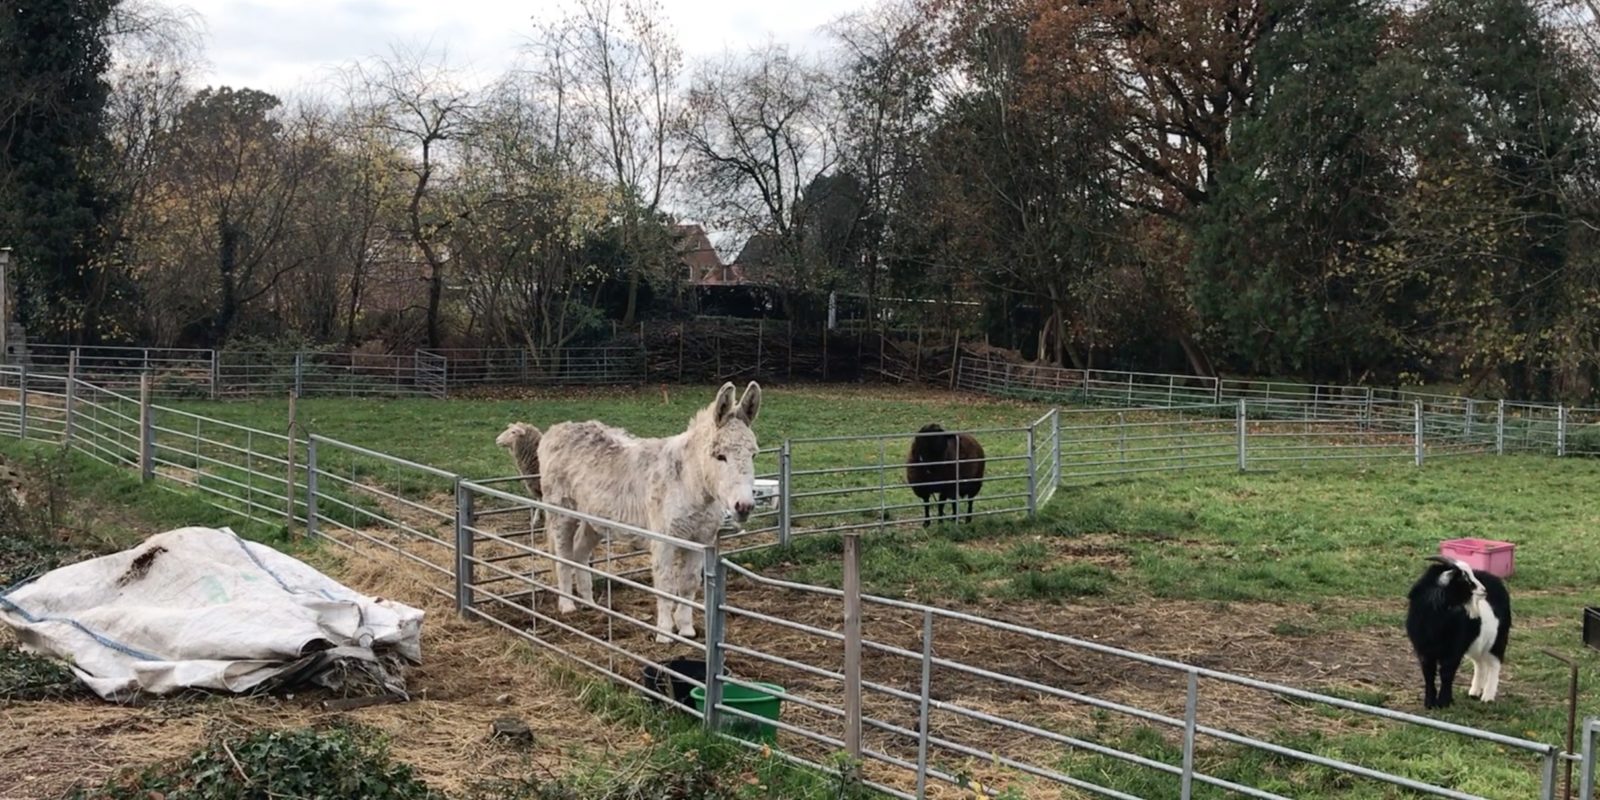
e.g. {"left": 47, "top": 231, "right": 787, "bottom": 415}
{"left": 1194, "top": 0, "right": 1596, "bottom": 393}
{"left": 1193, "top": 0, "right": 1399, "bottom": 379}
{"left": 0, "top": 646, "right": 86, "bottom": 701}
{"left": 0, "top": 0, "right": 127, "bottom": 342}
{"left": 71, "top": 724, "right": 441, "bottom": 800}
{"left": 0, "top": 450, "right": 73, "bottom": 587}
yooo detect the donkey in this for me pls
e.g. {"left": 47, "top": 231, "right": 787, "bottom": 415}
{"left": 538, "top": 382, "right": 762, "bottom": 643}
{"left": 495, "top": 421, "right": 546, "bottom": 537}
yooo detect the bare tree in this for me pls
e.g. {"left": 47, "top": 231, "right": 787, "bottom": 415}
{"left": 139, "top": 87, "right": 320, "bottom": 343}
{"left": 682, "top": 44, "right": 842, "bottom": 302}
{"left": 450, "top": 52, "right": 612, "bottom": 356}
{"left": 829, "top": 0, "right": 937, "bottom": 319}
{"left": 348, "top": 46, "right": 473, "bottom": 348}
{"left": 535, "top": 0, "right": 685, "bottom": 323}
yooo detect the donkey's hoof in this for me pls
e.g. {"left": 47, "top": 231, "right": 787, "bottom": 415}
{"left": 654, "top": 631, "right": 673, "bottom": 645}
{"left": 678, "top": 625, "right": 697, "bottom": 640}
{"left": 557, "top": 599, "right": 577, "bottom": 615}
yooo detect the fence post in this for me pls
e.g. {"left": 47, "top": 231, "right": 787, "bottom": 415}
{"left": 1118, "top": 412, "right": 1127, "bottom": 462}
{"left": 63, "top": 351, "right": 76, "bottom": 444}
{"left": 1496, "top": 400, "right": 1506, "bottom": 456}
{"left": 916, "top": 608, "right": 933, "bottom": 799}
{"left": 285, "top": 393, "right": 297, "bottom": 526}
{"left": 139, "top": 373, "right": 154, "bottom": 482}
{"left": 1414, "top": 400, "right": 1424, "bottom": 467}
{"left": 1236, "top": 399, "right": 1247, "bottom": 471}
{"left": 1025, "top": 426, "right": 1038, "bottom": 517}
{"left": 1580, "top": 717, "right": 1596, "bottom": 800}
{"left": 1558, "top": 405, "right": 1568, "bottom": 457}
{"left": 1542, "top": 749, "right": 1560, "bottom": 800}
{"left": 17, "top": 364, "right": 28, "bottom": 439}
{"left": 293, "top": 352, "right": 304, "bottom": 398}
{"left": 1181, "top": 670, "right": 1199, "bottom": 800}
{"left": 454, "top": 478, "right": 474, "bottom": 616}
{"left": 306, "top": 438, "right": 319, "bottom": 539}
{"left": 778, "top": 440, "right": 792, "bottom": 546}
{"left": 1464, "top": 399, "right": 1475, "bottom": 442}
{"left": 209, "top": 350, "right": 219, "bottom": 400}
{"left": 1364, "top": 387, "right": 1374, "bottom": 431}
{"left": 842, "top": 532, "right": 863, "bottom": 760}
{"left": 702, "top": 545, "right": 727, "bottom": 733}
{"left": 1052, "top": 408, "right": 1062, "bottom": 489}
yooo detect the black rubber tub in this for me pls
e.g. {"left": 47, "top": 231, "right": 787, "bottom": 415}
{"left": 641, "top": 658, "right": 726, "bottom": 710}
{"left": 1584, "top": 607, "right": 1600, "bottom": 651}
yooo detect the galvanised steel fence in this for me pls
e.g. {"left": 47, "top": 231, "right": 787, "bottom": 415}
{"left": 957, "top": 356, "right": 1594, "bottom": 460}
{"left": 5, "top": 345, "right": 647, "bottom": 400}
{"left": 304, "top": 434, "right": 460, "bottom": 600}
{"left": 19, "top": 344, "right": 216, "bottom": 399}
{"left": 446, "top": 481, "right": 1567, "bottom": 800}
{"left": 416, "top": 346, "right": 646, "bottom": 389}
{"left": 0, "top": 365, "right": 1594, "bottom": 798}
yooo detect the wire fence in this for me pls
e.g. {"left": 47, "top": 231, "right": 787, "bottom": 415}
{"left": 957, "top": 356, "right": 1595, "bottom": 462}
{"left": 445, "top": 482, "right": 1566, "bottom": 800}
{"left": 416, "top": 347, "right": 647, "bottom": 389}
{"left": 0, "top": 364, "right": 1593, "bottom": 798}
{"left": 5, "top": 344, "right": 648, "bottom": 400}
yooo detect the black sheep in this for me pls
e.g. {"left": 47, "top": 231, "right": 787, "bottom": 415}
{"left": 905, "top": 423, "right": 986, "bottom": 527}
{"left": 1405, "top": 555, "right": 1512, "bottom": 709}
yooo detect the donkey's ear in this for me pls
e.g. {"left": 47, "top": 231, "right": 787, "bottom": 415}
{"left": 737, "top": 382, "right": 762, "bottom": 425}
{"left": 713, "top": 382, "right": 738, "bottom": 426}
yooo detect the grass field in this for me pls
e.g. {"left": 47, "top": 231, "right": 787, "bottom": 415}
{"left": 7, "top": 384, "right": 1600, "bottom": 798}
{"left": 175, "top": 384, "right": 1048, "bottom": 480}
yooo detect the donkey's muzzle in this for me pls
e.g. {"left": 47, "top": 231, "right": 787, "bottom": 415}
{"left": 733, "top": 500, "right": 754, "bottom": 521}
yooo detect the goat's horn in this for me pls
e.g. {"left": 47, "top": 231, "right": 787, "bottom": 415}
{"left": 1423, "top": 555, "right": 1454, "bottom": 566}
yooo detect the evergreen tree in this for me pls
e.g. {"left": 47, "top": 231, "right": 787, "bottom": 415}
{"left": 0, "top": 0, "right": 123, "bottom": 343}
{"left": 1192, "top": 0, "right": 1400, "bottom": 380}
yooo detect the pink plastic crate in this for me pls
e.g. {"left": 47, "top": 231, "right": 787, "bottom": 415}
{"left": 1439, "top": 538, "right": 1515, "bottom": 579}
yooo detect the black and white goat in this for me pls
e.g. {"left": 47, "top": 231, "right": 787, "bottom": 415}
{"left": 1405, "top": 555, "right": 1512, "bottom": 709}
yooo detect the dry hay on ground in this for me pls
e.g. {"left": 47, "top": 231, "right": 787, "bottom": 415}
{"left": 321, "top": 506, "right": 1439, "bottom": 798}
{"left": 0, "top": 545, "right": 643, "bottom": 800}
{"left": 462, "top": 551, "right": 1437, "bottom": 800}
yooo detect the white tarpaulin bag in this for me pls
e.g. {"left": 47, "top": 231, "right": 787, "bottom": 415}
{"left": 0, "top": 526, "right": 424, "bottom": 700}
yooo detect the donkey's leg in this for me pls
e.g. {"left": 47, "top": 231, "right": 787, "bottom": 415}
{"left": 548, "top": 513, "right": 580, "bottom": 614}
{"left": 672, "top": 547, "right": 704, "bottom": 640}
{"left": 570, "top": 523, "right": 602, "bottom": 608}
{"left": 650, "top": 545, "right": 677, "bottom": 644}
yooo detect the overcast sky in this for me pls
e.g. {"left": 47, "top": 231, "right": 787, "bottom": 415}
{"left": 178, "top": 0, "right": 860, "bottom": 93}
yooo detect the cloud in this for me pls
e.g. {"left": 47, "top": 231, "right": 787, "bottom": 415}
{"left": 181, "top": 0, "right": 859, "bottom": 93}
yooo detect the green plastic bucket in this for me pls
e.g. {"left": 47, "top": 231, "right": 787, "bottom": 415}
{"left": 690, "top": 681, "right": 785, "bottom": 743}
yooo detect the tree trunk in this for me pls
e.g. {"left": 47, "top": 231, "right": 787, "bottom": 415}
{"left": 1176, "top": 329, "right": 1215, "bottom": 379}
{"left": 424, "top": 260, "right": 443, "bottom": 348}
{"left": 622, "top": 264, "right": 640, "bottom": 325}
{"left": 344, "top": 261, "right": 365, "bottom": 347}
{"left": 213, "top": 219, "right": 241, "bottom": 344}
